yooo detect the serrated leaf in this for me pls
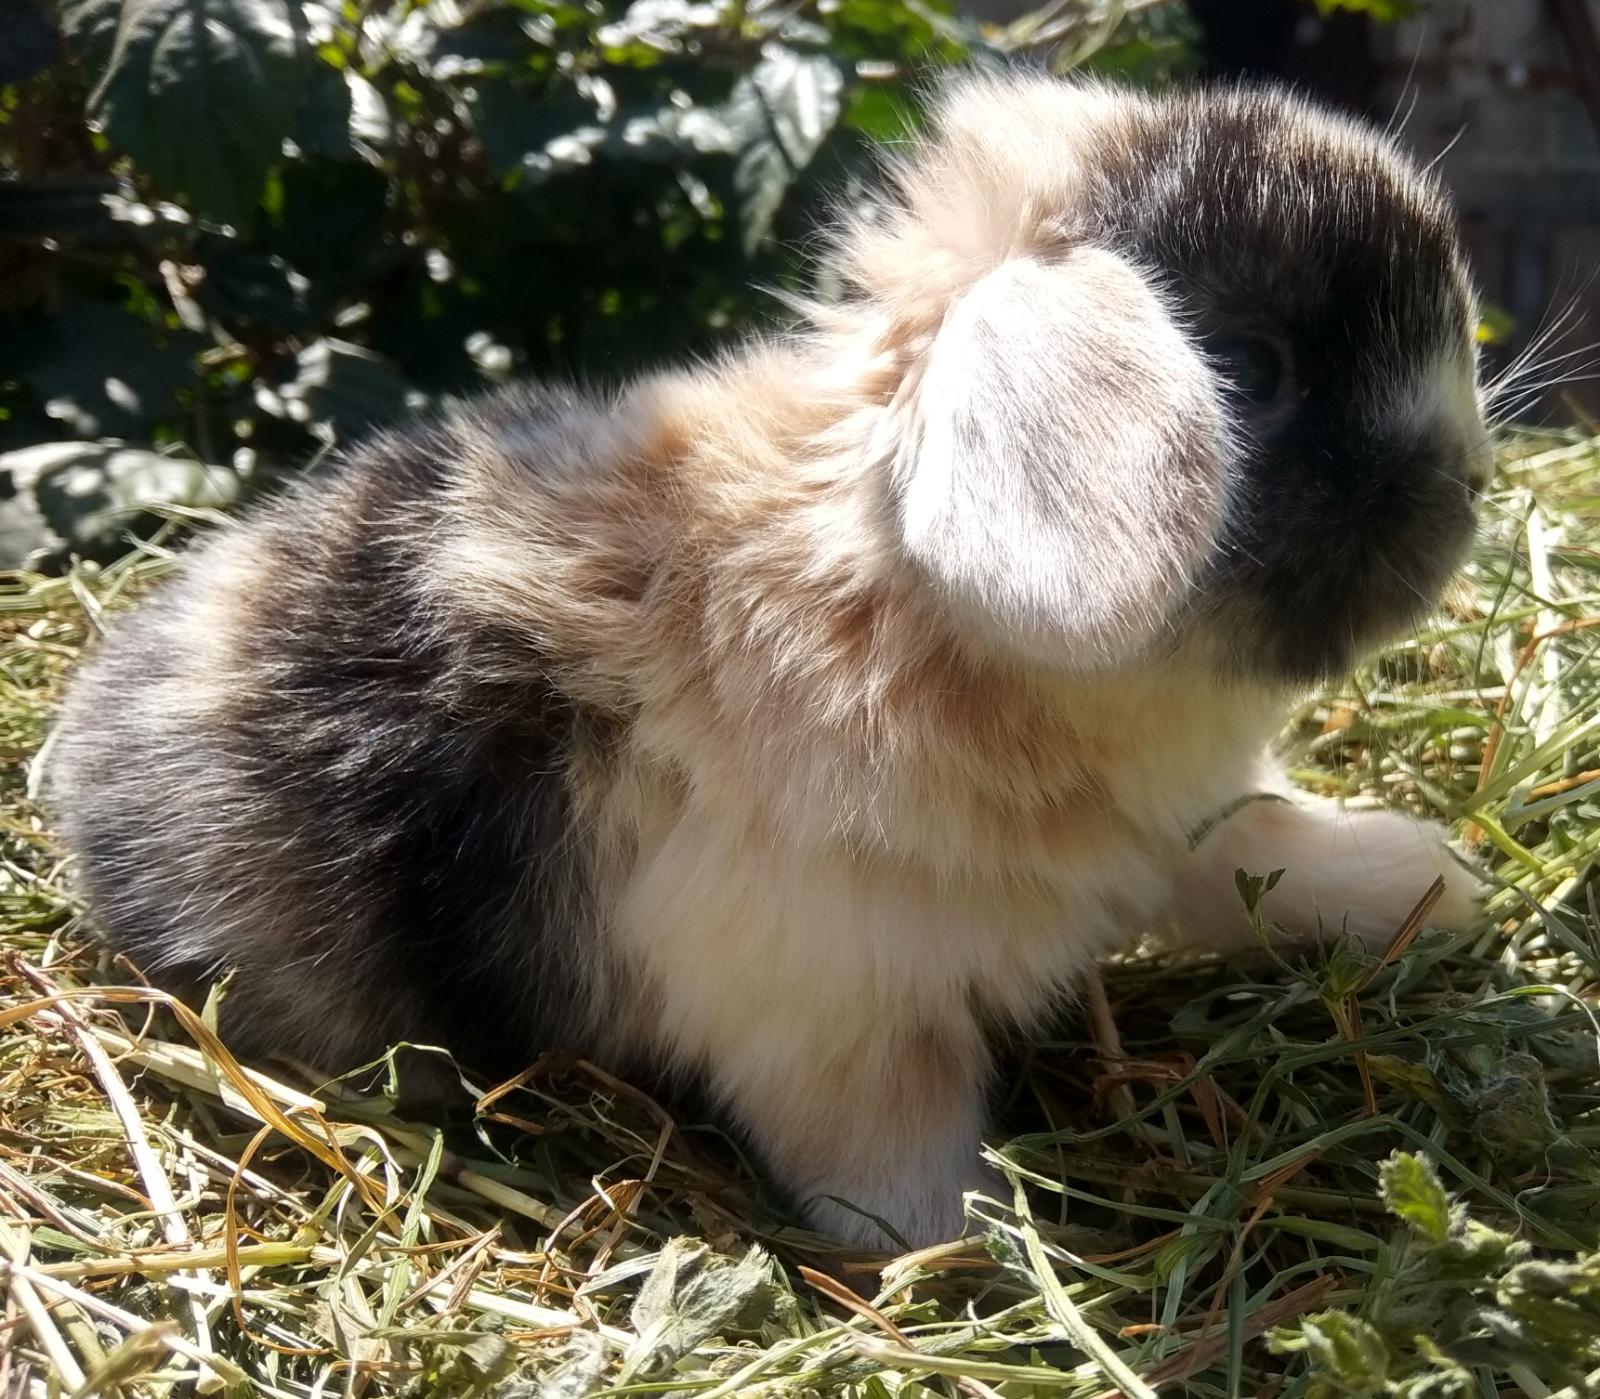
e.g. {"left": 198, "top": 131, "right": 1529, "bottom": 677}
{"left": 255, "top": 337, "right": 424, "bottom": 438}
{"left": 2, "top": 440, "right": 237, "bottom": 562}
{"left": 728, "top": 47, "right": 843, "bottom": 253}
{"left": 622, "top": 1241, "right": 776, "bottom": 1380}
{"left": 595, "top": 0, "right": 729, "bottom": 56}
{"left": 1295, "top": 1312, "right": 1391, "bottom": 1392}
{"left": 20, "top": 302, "right": 199, "bottom": 438}
{"left": 1379, "top": 1151, "right": 1453, "bottom": 1245}
{"left": 59, "top": 0, "right": 311, "bottom": 221}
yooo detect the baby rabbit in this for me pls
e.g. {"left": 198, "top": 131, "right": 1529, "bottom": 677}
{"left": 50, "top": 75, "right": 1487, "bottom": 1250}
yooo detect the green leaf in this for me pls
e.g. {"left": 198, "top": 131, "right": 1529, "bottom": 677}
{"left": 292, "top": 53, "right": 355, "bottom": 161}
{"left": 1232, "top": 865, "right": 1285, "bottom": 915}
{"left": 196, "top": 247, "right": 313, "bottom": 335}
{"left": 1498, "top": 1254, "right": 1600, "bottom": 1360}
{"left": 467, "top": 84, "right": 604, "bottom": 182}
{"left": 0, "top": 176, "right": 192, "bottom": 250}
{"left": 1379, "top": 1151, "right": 1453, "bottom": 1245}
{"left": 595, "top": 0, "right": 729, "bottom": 59}
{"left": 58, "top": 0, "right": 311, "bottom": 222}
{"left": 1271, "top": 1311, "right": 1391, "bottom": 1393}
{"left": 1, "top": 440, "right": 238, "bottom": 564}
{"left": 621, "top": 1240, "right": 777, "bottom": 1381}
{"left": 469, "top": 81, "right": 741, "bottom": 183}
{"left": 1390, "top": 1338, "right": 1476, "bottom": 1397}
{"left": 1363, "top": 1054, "right": 1456, "bottom": 1118}
{"left": 1313, "top": 0, "right": 1418, "bottom": 18}
{"left": 255, "top": 338, "right": 424, "bottom": 439}
{"left": 20, "top": 302, "right": 199, "bottom": 438}
{"left": 416, "top": 1331, "right": 518, "bottom": 1395}
{"left": 268, "top": 158, "right": 389, "bottom": 294}
{"left": 728, "top": 47, "right": 844, "bottom": 254}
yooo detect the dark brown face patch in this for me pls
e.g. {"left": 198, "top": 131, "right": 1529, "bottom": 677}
{"left": 1081, "top": 88, "right": 1480, "bottom": 679}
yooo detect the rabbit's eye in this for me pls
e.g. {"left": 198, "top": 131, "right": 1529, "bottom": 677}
{"left": 1210, "top": 335, "right": 1290, "bottom": 410}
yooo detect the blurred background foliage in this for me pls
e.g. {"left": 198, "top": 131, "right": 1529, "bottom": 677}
{"left": 0, "top": 0, "right": 1388, "bottom": 566}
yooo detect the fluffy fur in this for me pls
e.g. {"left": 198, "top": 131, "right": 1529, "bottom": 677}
{"left": 50, "top": 75, "right": 1485, "bottom": 1249}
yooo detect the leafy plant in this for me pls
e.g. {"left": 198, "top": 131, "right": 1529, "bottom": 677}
{"left": 1313, "top": 0, "right": 1418, "bottom": 18}
{"left": 1271, "top": 1151, "right": 1600, "bottom": 1395}
{"left": 0, "top": 0, "right": 1195, "bottom": 566}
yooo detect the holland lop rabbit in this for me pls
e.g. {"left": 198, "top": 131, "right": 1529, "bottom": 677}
{"left": 51, "top": 75, "right": 1488, "bottom": 1249}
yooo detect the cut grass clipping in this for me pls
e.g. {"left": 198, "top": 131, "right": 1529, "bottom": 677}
{"left": 2, "top": 432, "right": 1599, "bottom": 1398}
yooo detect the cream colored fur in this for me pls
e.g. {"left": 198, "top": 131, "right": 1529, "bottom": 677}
{"left": 415, "top": 74, "right": 1487, "bottom": 1246}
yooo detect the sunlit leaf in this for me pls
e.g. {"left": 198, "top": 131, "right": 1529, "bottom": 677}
{"left": 1379, "top": 1151, "right": 1454, "bottom": 1245}
{"left": 1, "top": 439, "right": 237, "bottom": 564}
{"left": 58, "top": 0, "right": 311, "bottom": 221}
{"left": 19, "top": 302, "right": 199, "bottom": 438}
{"left": 728, "top": 46, "right": 844, "bottom": 253}
{"left": 255, "top": 337, "right": 425, "bottom": 439}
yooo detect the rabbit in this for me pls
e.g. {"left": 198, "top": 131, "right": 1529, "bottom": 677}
{"left": 48, "top": 74, "right": 1489, "bottom": 1251}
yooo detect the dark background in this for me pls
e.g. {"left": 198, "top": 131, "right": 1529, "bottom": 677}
{"left": 2, "top": 0, "right": 1595, "bottom": 568}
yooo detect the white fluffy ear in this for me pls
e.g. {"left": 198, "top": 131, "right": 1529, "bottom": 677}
{"left": 895, "top": 249, "right": 1232, "bottom": 669}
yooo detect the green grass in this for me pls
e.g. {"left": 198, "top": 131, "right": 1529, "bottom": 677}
{"left": 1, "top": 433, "right": 1598, "bottom": 1398}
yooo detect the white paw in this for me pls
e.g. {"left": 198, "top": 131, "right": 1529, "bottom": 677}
{"left": 1422, "top": 838, "right": 1487, "bottom": 933}
{"left": 1281, "top": 807, "right": 1485, "bottom": 946}
{"left": 1180, "top": 794, "right": 1486, "bottom": 951}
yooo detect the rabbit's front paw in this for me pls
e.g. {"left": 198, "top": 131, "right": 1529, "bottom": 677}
{"left": 1181, "top": 794, "right": 1485, "bottom": 951}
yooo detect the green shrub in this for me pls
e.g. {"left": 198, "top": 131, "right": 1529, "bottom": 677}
{"left": 0, "top": 0, "right": 1197, "bottom": 565}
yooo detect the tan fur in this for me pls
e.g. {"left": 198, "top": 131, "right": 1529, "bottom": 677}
{"left": 57, "top": 73, "right": 1486, "bottom": 1249}
{"left": 413, "top": 307, "right": 1472, "bottom": 1244}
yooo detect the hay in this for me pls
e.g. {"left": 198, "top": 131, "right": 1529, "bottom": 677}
{"left": 1, "top": 435, "right": 1598, "bottom": 1396}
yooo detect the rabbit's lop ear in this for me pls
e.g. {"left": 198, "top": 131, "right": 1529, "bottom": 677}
{"left": 895, "top": 248, "right": 1232, "bottom": 669}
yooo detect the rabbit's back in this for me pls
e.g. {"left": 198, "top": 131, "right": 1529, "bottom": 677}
{"left": 50, "top": 391, "right": 613, "bottom": 1073}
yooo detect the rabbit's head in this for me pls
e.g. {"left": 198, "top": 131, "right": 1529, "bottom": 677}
{"left": 856, "top": 77, "right": 1485, "bottom": 682}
